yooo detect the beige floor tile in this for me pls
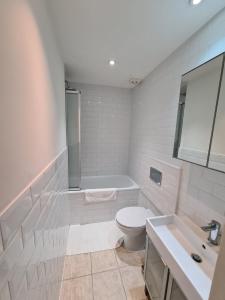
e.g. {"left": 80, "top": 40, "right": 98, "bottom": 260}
{"left": 91, "top": 249, "right": 118, "bottom": 273}
{"left": 60, "top": 280, "right": 70, "bottom": 300}
{"left": 115, "top": 247, "right": 145, "bottom": 268}
{"left": 93, "top": 269, "right": 126, "bottom": 300}
{"left": 120, "top": 266, "right": 147, "bottom": 300}
{"left": 60, "top": 275, "right": 93, "bottom": 300}
{"left": 63, "top": 253, "right": 91, "bottom": 280}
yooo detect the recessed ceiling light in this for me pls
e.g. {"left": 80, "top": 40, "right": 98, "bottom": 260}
{"left": 109, "top": 60, "right": 116, "bottom": 66}
{"left": 189, "top": 0, "right": 203, "bottom": 6}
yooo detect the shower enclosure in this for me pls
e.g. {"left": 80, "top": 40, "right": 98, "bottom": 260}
{"left": 65, "top": 83, "right": 135, "bottom": 194}
{"left": 65, "top": 88, "right": 81, "bottom": 189}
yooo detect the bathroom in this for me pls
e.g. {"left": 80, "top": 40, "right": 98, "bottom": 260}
{"left": 1, "top": 0, "right": 225, "bottom": 299}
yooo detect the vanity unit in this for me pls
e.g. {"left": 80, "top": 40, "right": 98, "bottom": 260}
{"left": 144, "top": 237, "right": 187, "bottom": 300}
{"left": 144, "top": 215, "right": 217, "bottom": 300}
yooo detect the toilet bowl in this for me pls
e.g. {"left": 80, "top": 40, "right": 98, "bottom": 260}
{"left": 115, "top": 206, "right": 153, "bottom": 251}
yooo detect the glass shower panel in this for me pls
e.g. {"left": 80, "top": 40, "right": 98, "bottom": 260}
{"left": 66, "top": 91, "right": 81, "bottom": 189}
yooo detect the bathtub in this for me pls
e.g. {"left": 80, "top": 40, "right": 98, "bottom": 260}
{"left": 65, "top": 175, "right": 140, "bottom": 225}
{"left": 80, "top": 175, "right": 139, "bottom": 190}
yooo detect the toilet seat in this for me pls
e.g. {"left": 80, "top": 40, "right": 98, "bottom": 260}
{"left": 116, "top": 206, "right": 150, "bottom": 229}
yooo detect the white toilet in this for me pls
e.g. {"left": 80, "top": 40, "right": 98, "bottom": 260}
{"left": 115, "top": 206, "right": 153, "bottom": 251}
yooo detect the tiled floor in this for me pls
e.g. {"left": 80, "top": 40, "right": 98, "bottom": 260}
{"left": 60, "top": 248, "right": 148, "bottom": 300}
{"left": 66, "top": 221, "right": 124, "bottom": 255}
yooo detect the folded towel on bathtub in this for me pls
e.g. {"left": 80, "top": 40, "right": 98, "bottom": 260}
{"left": 84, "top": 189, "right": 118, "bottom": 203}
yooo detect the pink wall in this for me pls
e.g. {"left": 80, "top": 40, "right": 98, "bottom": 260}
{"left": 0, "top": 0, "right": 66, "bottom": 212}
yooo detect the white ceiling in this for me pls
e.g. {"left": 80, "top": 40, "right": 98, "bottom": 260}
{"left": 46, "top": 0, "right": 225, "bottom": 88}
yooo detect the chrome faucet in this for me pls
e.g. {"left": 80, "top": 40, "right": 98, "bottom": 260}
{"left": 201, "top": 220, "right": 221, "bottom": 246}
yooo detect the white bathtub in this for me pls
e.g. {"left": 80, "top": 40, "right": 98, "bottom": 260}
{"left": 65, "top": 175, "right": 140, "bottom": 225}
{"left": 80, "top": 175, "right": 139, "bottom": 190}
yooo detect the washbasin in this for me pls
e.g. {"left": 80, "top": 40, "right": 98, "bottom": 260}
{"left": 146, "top": 215, "right": 218, "bottom": 300}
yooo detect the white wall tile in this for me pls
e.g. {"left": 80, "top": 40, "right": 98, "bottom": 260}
{"left": 15, "top": 277, "right": 27, "bottom": 300}
{"left": 0, "top": 150, "right": 69, "bottom": 300}
{"left": 129, "top": 9, "right": 225, "bottom": 226}
{"left": 21, "top": 199, "right": 41, "bottom": 246}
{"left": 26, "top": 263, "right": 38, "bottom": 290}
{"left": 71, "top": 83, "right": 131, "bottom": 176}
{"left": 68, "top": 188, "right": 139, "bottom": 225}
{"left": 27, "top": 286, "right": 47, "bottom": 300}
{"left": 9, "top": 272, "right": 27, "bottom": 300}
{"left": 30, "top": 163, "right": 55, "bottom": 205}
{"left": 0, "top": 231, "right": 23, "bottom": 291}
{"left": 37, "top": 262, "right": 46, "bottom": 286}
{"left": 30, "top": 173, "right": 49, "bottom": 204}
{"left": 39, "top": 175, "right": 57, "bottom": 209}
{"left": 8, "top": 232, "right": 36, "bottom": 299}
{"left": 0, "top": 190, "right": 32, "bottom": 248}
{"left": 0, "top": 282, "right": 11, "bottom": 300}
{"left": 135, "top": 157, "right": 181, "bottom": 214}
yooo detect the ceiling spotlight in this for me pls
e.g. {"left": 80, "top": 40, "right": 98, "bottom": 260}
{"left": 189, "top": 0, "right": 203, "bottom": 6}
{"left": 109, "top": 60, "right": 116, "bottom": 66}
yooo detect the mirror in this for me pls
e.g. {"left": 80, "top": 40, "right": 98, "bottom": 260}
{"left": 208, "top": 66, "right": 225, "bottom": 172}
{"left": 173, "top": 53, "right": 224, "bottom": 168}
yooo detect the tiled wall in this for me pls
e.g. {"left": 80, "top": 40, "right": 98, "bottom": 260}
{"left": 129, "top": 9, "right": 225, "bottom": 227}
{"left": 70, "top": 83, "right": 131, "bottom": 176}
{"left": 0, "top": 150, "right": 69, "bottom": 300}
{"left": 178, "top": 164, "right": 225, "bottom": 227}
{"left": 67, "top": 188, "right": 139, "bottom": 225}
{"left": 133, "top": 158, "right": 181, "bottom": 215}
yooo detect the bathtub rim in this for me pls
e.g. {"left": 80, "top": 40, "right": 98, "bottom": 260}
{"left": 64, "top": 175, "right": 139, "bottom": 194}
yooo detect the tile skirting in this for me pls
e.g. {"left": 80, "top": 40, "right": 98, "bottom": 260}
{"left": 0, "top": 149, "right": 69, "bottom": 300}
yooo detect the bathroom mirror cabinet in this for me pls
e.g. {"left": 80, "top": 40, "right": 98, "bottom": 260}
{"left": 173, "top": 52, "right": 225, "bottom": 173}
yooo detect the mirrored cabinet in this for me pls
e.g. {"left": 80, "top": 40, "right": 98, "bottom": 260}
{"left": 208, "top": 66, "right": 225, "bottom": 172}
{"left": 173, "top": 52, "right": 225, "bottom": 173}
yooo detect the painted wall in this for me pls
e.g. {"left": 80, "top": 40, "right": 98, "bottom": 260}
{"left": 70, "top": 83, "right": 131, "bottom": 176}
{"left": 129, "top": 9, "right": 225, "bottom": 227}
{"left": 0, "top": 0, "right": 66, "bottom": 212}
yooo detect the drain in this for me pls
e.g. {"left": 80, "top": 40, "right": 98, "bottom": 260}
{"left": 191, "top": 253, "right": 202, "bottom": 263}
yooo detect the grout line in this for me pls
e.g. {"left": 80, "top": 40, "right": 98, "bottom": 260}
{"left": 62, "top": 274, "right": 92, "bottom": 282}
{"left": 63, "top": 248, "right": 144, "bottom": 278}
{"left": 90, "top": 252, "right": 95, "bottom": 300}
{"left": 114, "top": 248, "right": 120, "bottom": 267}
{"left": 58, "top": 249, "right": 145, "bottom": 300}
{"left": 60, "top": 267, "right": 122, "bottom": 282}
{"left": 91, "top": 265, "right": 118, "bottom": 275}
{"left": 118, "top": 262, "right": 128, "bottom": 300}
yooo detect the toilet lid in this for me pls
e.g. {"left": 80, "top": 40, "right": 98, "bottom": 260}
{"left": 116, "top": 207, "right": 150, "bottom": 228}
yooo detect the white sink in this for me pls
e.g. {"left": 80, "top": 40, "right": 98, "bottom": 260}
{"left": 146, "top": 215, "right": 218, "bottom": 300}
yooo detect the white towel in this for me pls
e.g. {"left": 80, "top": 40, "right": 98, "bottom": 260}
{"left": 84, "top": 189, "right": 117, "bottom": 204}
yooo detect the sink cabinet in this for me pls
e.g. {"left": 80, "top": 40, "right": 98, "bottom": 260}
{"left": 166, "top": 275, "right": 187, "bottom": 300}
{"left": 144, "top": 236, "right": 188, "bottom": 300}
{"left": 144, "top": 237, "right": 168, "bottom": 300}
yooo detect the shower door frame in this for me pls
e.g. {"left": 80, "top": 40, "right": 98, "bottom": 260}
{"left": 66, "top": 89, "right": 81, "bottom": 190}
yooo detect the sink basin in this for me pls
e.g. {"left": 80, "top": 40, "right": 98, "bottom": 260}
{"left": 146, "top": 215, "right": 218, "bottom": 300}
